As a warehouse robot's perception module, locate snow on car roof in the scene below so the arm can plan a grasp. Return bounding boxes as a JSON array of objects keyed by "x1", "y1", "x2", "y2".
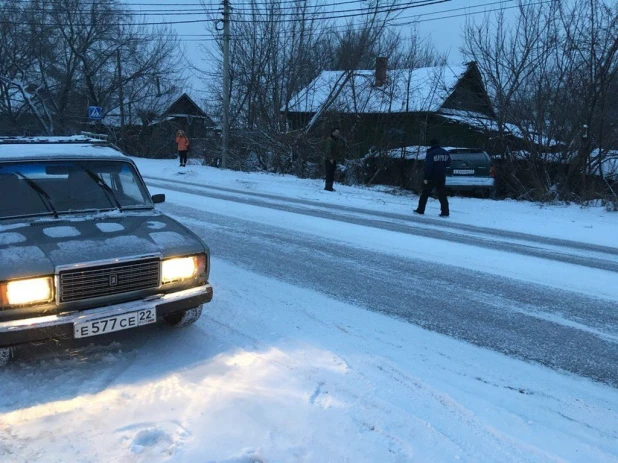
[{"x1": 0, "y1": 136, "x2": 127, "y2": 161}]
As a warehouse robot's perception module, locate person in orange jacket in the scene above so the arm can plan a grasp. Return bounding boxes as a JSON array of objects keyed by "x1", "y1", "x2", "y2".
[{"x1": 175, "y1": 130, "x2": 190, "y2": 167}]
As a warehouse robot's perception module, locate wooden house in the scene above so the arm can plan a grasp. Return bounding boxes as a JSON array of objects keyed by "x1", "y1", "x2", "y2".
[
  {"x1": 284, "y1": 60, "x2": 506, "y2": 157},
  {"x1": 144, "y1": 93, "x2": 219, "y2": 159}
]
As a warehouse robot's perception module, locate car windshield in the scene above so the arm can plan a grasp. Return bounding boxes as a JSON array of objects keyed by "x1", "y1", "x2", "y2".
[{"x1": 0, "y1": 160, "x2": 152, "y2": 220}]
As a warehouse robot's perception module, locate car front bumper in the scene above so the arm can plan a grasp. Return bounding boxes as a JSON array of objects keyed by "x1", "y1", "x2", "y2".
[{"x1": 0, "y1": 284, "x2": 213, "y2": 347}]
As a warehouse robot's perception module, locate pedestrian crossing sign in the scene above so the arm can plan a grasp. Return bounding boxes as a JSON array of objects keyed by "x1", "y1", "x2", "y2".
[{"x1": 88, "y1": 106, "x2": 102, "y2": 120}]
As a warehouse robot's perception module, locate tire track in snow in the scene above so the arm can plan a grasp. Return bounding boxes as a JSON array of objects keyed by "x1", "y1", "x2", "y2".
[
  {"x1": 146, "y1": 178, "x2": 618, "y2": 273},
  {"x1": 163, "y1": 203, "x2": 618, "y2": 387},
  {"x1": 144, "y1": 175, "x2": 618, "y2": 256}
]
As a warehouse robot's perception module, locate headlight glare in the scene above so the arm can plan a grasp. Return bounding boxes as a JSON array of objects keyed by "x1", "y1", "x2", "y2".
[
  {"x1": 161, "y1": 256, "x2": 199, "y2": 284},
  {"x1": 5, "y1": 277, "x2": 54, "y2": 305}
]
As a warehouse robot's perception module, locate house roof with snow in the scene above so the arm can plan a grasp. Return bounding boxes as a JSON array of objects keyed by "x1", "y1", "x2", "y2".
[{"x1": 285, "y1": 62, "x2": 494, "y2": 117}]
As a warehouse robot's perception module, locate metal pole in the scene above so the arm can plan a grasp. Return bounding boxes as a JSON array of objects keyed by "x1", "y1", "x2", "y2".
[
  {"x1": 221, "y1": 0, "x2": 230, "y2": 169},
  {"x1": 117, "y1": 48, "x2": 125, "y2": 128}
]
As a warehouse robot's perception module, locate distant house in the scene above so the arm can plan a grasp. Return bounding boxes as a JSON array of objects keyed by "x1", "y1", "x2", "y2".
[
  {"x1": 284, "y1": 60, "x2": 506, "y2": 157},
  {"x1": 156, "y1": 93, "x2": 216, "y2": 130},
  {"x1": 79, "y1": 92, "x2": 220, "y2": 160},
  {"x1": 144, "y1": 93, "x2": 219, "y2": 159}
]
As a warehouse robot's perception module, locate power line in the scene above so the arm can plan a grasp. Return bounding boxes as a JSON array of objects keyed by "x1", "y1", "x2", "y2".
[
  {"x1": 1, "y1": 0, "x2": 429, "y2": 14},
  {"x1": 230, "y1": 0, "x2": 451, "y2": 23},
  {"x1": 217, "y1": 0, "x2": 556, "y2": 38},
  {"x1": 161, "y1": 0, "x2": 527, "y2": 41},
  {"x1": 0, "y1": 0, "x2": 548, "y2": 41},
  {"x1": 1, "y1": 0, "x2": 529, "y2": 29},
  {"x1": 390, "y1": 0, "x2": 552, "y2": 26},
  {"x1": 167, "y1": 0, "x2": 518, "y2": 38},
  {"x1": 3, "y1": 0, "x2": 404, "y2": 7},
  {"x1": 2, "y1": 0, "x2": 371, "y2": 14},
  {"x1": 0, "y1": 0, "x2": 451, "y2": 25}
]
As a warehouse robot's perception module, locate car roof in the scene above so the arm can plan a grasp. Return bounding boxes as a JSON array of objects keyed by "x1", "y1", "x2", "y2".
[
  {"x1": 443, "y1": 147, "x2": 488, "y2": 154},
  {"x1": 0, "y1": 134, "x2": 128, "y2": 162}
]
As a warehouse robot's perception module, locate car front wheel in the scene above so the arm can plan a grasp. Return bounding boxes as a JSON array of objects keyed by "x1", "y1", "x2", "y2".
[{"x1": 163, "y1": 305, "x2": 203, "y2": 328}]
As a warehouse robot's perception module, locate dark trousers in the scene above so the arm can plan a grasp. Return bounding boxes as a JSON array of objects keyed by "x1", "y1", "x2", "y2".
[
  {"x1": 325, "y1": 160, "x2": 337, "y2": 189},
  {"x1": 178, "y1": 150, "x2": 188, "y2": 165},
  {"x1": 417, "y1": 177, "x2": 449, "y2": 215}
]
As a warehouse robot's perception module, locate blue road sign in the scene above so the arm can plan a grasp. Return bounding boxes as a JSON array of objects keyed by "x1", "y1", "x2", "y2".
[{"x1": 88, "y1": 106, "x2": 102, "y2": 120}]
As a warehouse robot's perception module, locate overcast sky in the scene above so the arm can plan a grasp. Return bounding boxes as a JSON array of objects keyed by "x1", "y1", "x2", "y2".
[{"x1": 130, "y1": 0, "x2": 518, "y2": 94}]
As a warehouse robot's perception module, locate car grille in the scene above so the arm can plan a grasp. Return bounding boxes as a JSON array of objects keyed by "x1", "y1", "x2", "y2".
[{"x1": 59, "y1": 258, "x2": 160, "y2": 303}]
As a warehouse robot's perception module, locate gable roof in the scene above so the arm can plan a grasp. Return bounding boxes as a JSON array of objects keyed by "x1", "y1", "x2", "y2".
[
  {"x1": 164, "y1": 93, "x2": 211, "y2": 119},
  {"x1": 148, "y1": 92, "x2": 217, "y2": 127},
  {"x1": 285, "y1": 63, "x2": 490, "y2": 115}
]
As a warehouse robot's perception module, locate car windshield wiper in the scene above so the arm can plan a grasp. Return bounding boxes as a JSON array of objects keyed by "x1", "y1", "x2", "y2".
[
  {"x1": 80, "y1": 167, "x2": 123, "y2": 210},
  {"x1": 14, "y1": 171, "x2": 59, "y2": 218}
]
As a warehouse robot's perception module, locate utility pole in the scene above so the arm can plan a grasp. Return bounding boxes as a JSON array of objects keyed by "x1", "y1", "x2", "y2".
[
  {"x1": 117, "y1": 48, "x2": 125, "y2": 128},
  {"x1": 221, "y1": 0, "x2": 230, "y2": 169}
]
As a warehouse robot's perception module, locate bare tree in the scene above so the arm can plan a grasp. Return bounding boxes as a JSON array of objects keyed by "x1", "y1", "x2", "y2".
[
  {"x1": 557, "y1": 0, "x2": 618, "y2": 197},
  {"x1": 200, "y1": 0, "x2": 414, "y2": 170},
  {"x1": 0, "y1": 0, "x2": 182, "y2": 137},
  {"x1": 0, "y1": 0, "x2": 57, "y2": 134},
  {"x1": 462, "y1": 1, "x2": 558, "y2": 156},
  {"x1": 462, "y1": 0, "x2": 618, "y2": 202}
]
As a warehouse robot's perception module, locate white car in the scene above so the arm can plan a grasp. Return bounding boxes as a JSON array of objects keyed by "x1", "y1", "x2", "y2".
[{"x1": 444, "y1": 148, "x2": 495, "y2": 196}]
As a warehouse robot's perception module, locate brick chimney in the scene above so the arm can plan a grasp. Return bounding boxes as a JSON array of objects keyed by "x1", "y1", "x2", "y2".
[{"x1": 374, "y1": 57, "x2": 388, "y2": 87}]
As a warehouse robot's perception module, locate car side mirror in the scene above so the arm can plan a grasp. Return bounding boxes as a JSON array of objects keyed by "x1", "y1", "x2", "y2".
[{"x1": 152, "y1": 194, "x2": 166, "y2": 204}]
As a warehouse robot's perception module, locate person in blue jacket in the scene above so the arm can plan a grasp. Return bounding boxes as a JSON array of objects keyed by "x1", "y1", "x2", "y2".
[{"x1": 414, "y1": 138, "x2": 451, "y2": 217}]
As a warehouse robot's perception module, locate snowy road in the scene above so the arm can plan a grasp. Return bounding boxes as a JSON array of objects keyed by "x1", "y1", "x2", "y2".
[
  {"x1": 150, "y1": 181, "x2": 618, "y2": 387},
  {"x1": 2, "y1": 167, "x2": 618, "y2": 462},
  {"x1": 145, "y1": 176, "x2": 618, "y2": 273}
]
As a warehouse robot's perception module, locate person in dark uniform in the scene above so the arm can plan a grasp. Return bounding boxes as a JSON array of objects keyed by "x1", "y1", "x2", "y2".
[
  {"x1": 414, "y1": 138, "x2": 451, "y2": 217},
  {"x1": 323, "y1": 127, "x2": 346, "y2": 191}
]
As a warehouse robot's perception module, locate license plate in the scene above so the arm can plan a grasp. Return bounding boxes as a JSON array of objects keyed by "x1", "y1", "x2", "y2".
[
  {"x1": 453, "y1": 169, "x2": 475, "y2": 175},
  {"x1": 74, "y1": 308, "x2": 157, "y2": 339}
]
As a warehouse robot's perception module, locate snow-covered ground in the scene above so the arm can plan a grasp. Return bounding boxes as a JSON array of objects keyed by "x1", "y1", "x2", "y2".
[
  {"x1": 136, "y1": 158, "x2": 618, "y2": 248},
  {"x1": 1, "y1": 158, "x2": 618, "y2": 462},
  {"x1": 3, "y1": 261, "x2": 618, "y2": 462}
]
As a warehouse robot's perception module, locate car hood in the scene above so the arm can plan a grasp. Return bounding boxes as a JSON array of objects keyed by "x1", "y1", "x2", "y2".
[{"x1": 0, "y1": 211, "x2": 206, "y2": 280}]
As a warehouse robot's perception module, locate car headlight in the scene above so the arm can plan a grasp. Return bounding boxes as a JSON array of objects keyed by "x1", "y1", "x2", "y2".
[
  {"x1": 1, "y1": 276, "x2": 55, "y2": 306},
  {"x1": 161, "y1": 255, "x2": 206, "y2": 284}
]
